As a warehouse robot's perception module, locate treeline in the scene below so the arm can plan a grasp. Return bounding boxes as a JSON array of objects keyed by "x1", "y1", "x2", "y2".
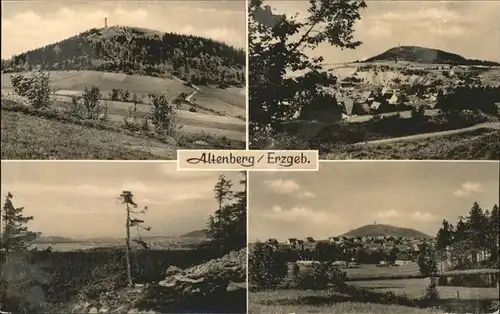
[
  {"x1": 3, "y1": 26, "x2": 245, "y2": 87},
  {"x1": 437, "y1": 86, "x2": 500, "y2": 114},
  {"x1": 436, "y1": 202, "x2": 499, "y2": 268},
  {"x1": 264, "y1": 241, "x2": 415, "y2": 265}
]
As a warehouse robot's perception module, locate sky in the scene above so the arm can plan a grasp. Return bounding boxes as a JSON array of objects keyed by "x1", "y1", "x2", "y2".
[
  {"x1": 1, "y1": 0, "x2": 246, "y2": 59},
  {"x1": 0, "y1": 162, "x2": 244, "y2": 239},
  {"x1": 249, "y1": 162, "x2": 500, "y2": 242},
  {"x1": 264, "y1": 0, "x2": 500, "y2": 63}
]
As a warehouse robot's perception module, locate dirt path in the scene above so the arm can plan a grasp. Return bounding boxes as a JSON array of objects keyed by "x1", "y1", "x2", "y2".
[{"x1": 354, "y1": 122, "x2": 500, "y2": 146}]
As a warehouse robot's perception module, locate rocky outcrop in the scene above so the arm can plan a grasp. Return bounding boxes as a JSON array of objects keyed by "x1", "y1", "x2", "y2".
[
  {"x1": 158, "y1": 248, "x2": 247, "y2": 297},
  {"x1": 70, "y1": 248, "x2": 247, "y2": 313}
]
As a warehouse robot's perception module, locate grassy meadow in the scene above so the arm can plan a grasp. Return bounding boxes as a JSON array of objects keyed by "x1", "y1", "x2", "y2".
[{"x1": 1, "y1": 70, "x2": 246, "y2": 159}]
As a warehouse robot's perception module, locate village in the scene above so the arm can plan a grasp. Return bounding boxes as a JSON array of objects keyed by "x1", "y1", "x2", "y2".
[
  {"x1": 316, "y1": 62, "x2": 500, "y2": 120},
  {"x1": 262, "y1": 234, "x2": 435, "y2": 267}
]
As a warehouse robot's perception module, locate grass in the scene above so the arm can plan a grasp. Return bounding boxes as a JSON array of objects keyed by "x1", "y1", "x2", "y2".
[
  {"x1": 2, "y1": 70, "x2": 246, "y2": 141},
  {"x1": 344, "y1": 263, "x2": 421, "y2": 281},
  {"x1": 248, "y1": 290, "x2": 446, "y2": 314},
  {"x1": 1, "y1": 93, "x2": 244, "y2": 159},
  {"x1": 323, "y1": 129, "x2": 500, "y2": 160},
  {"x1": 1, "y1": 109, "x2": 174, "y2": 159},
  {"x1": 350, "y1": 278, "x2": 500, "y2": 300}
]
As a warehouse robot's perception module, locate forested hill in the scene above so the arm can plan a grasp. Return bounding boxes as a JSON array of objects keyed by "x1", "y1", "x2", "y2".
[{"x1": 3, "y1": 26, "x2": 246, "y2": 86}]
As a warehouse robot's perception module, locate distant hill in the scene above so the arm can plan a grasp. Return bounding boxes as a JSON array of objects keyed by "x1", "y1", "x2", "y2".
[
  {"x1": 341, "y1": 224, "x2": 433, "y2": 239},
  {"x1": 364, "y1": 46, "x2": 500, "y2": 66},
  {"x1": 180, "y1": 230, "x2": 207, "y2": 239},
  {"x1": 34, "y1": 236, "x2": 80, "y2": 243},
  {"x1": 2, "y1": 26, "x2": 245, "y2": 86}
]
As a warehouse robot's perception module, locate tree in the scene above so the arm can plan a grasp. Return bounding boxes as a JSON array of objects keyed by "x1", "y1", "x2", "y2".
[
  {"x1": 417, "y1": 240, "x2": 438, "y2": 276},
  {"x1": 466, "y1": 202, "x2": 488, "y2": 259},
  {"x1": 0, "y1": 192, "x2": 40, "y2": 255},
  {"x1": 213, "y1": 175, "x2": 233, "y2": 211},
  {"x1": 207, "y1": 173, "x2": 246, "y2": 253},
  {"x1": 117, "y1": 191, "x2": 151, "y2": 287},
  {"x1": 488, "y1": 205, "x2": 499, "y2": 265},
  {"x1": 0, "y1": 192, "x2": 43, "y2": 314},
  {"x1": 248, "y1": 241, "x2": 288, "y2": 289},
  {"x1": 436, "y1": 219, "x2": 454, "y2": 250},
  {"x1": 249, "y1": 0, "x2": 367, "y2": 139}
]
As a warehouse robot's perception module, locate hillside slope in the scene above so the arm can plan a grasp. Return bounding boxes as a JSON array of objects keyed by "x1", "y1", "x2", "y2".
[
  {"x1": 2, "y1": 26, "x2": 245, "y2": 86},
  {"x1": 341, "y1": 224, "x2": 432, "y2": 239},
  {"x1": 180, "y1": 230, "x2": 207, "y2": 238},
  {"x1": 364, "y1": 46, "x2": 500, "y2": 66}
]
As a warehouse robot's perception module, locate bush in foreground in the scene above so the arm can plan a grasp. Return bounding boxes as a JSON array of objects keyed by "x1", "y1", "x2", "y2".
[{"x1": 10, "y1": 67, "x2": 51, "y2": 109}]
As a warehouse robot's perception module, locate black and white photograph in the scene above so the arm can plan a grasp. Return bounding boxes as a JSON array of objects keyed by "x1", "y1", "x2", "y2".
[
  {"x1": 248, "y1": 161, "x2": 500, "y2": 314},
  {"x1": 1, "y1": 1, "x2": 246, "y2": 160},
  {"x1": 249, "y1": 0, "x2": 500, "y2": 160},
  {"x1": 0, "y1": 161, "x2": 247, "y2": 313}
]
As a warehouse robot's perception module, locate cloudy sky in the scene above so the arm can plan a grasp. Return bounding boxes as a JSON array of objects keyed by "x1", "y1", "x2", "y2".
[
  {"x1": 265, "y1": 0, "x2": 500, "y2": 63},
  {"x1": 249, "y1": 162, "x2": 499, "y2": 242},
  {"x1": 1, "y1": 0, "x2": 245, "y2": 59},
  {"x1": 0, "y1": 162, "x2": 244, "y2": 239}
]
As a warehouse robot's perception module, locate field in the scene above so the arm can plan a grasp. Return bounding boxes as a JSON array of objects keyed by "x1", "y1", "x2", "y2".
[
  {"x1": 30, "y1": 237, "x2": 206, "y2": 252},
  {"x1": 1, "y1": 70, "x2": 246, "y2": 159},
  {"x1": 324, "y1": 128, "x2": 500, "y2": 160},
  {"x1": 344, "y1": 262, "x2": 421, "y2": 280},
  {"x1": 249, "y1": 290, "x2": 446, "y2": 314}
]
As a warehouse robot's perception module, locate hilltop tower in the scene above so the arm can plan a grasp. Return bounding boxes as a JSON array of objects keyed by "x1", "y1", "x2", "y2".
[{"x1": 105, "y1": 17, "x2": 108, "y2": 28}]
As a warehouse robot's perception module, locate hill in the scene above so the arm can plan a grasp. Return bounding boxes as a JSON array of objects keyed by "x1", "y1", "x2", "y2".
[
  {"x1": 364, "y1": 45, "x2": 500, "y2": 66},
  {"x1": 180, "y1": 230, "x2": 207, "y2": 238},
  {"x1": 34, "y1": 236, "x2": 80, "y2": 243},
  {"x1": 2, "y1": 26, "x2": 245, "y2": 86},
  {"x1": 341, "y1": 224, "x2": 432, "y2": 239}
]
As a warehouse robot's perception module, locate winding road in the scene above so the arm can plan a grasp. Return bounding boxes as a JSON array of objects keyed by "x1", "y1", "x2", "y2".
[{"x1": 353, "y1": 122, "x2": 500, "y2": 146}]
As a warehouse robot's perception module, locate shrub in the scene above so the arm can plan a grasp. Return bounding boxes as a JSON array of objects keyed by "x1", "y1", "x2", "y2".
[
  {"x1": 248, "y1": 242, "x2": 288, "y2": 290},
  {"x1": 69, "y1": 86, "x2": 107, "y2": 120},
  {"x1": 288, "y1": 262, "x2": 348, "y2": 291},
  {"x1": 124, "y1": 103, "x2": 142, "y2": 131},
  {"x1": 120, "y1": 89, "x2": 130, "y2": 102},
  {"x1": 10, "y1": 67, "x2": 51, "y2": 109},
  {"x1": 149, "y1": 93, "x2": 177, "y2": 137},
  {"x1": 109, "y1": 88, "x2": 120, "y2": 101}
]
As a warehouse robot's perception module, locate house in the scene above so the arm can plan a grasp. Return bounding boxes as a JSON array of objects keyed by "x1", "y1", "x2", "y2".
[
  {"x1": 353, "y1": 102, "x2": 371, "y2": 115},
  {"x1": 342, "y1": 98, "x2": 355, "y2": 115},
  {"x1": 267, "y1": 238, "x2": 279, "y2": 247},
  {"x1": 287, "y1": 238, "x2": 298, "y2": 246},
  {"x1": 388, "y1": 93, "x2": 405, "y2": 105},
  {"x1": 370, "y1": 101, "x2": 383, "y2": 112},
  {"x1": 332, "y1": 260, "x2": 348, "y2": 267},
  {"x1": 381, "y1": 86, "x2": 394, "y2": 97},
  {"x1": 329, "y1": 237, "x2": 340, "y2": 243},
  {"x1": 360, "y1": 91, "x2": 375, "y2": 104},
  {"x1": 304, "y1": 237, "x2": 316, "y2": 251},
  {"x1": 296, "y1": 239, "x2": 305, "y2": 250},
  {"x1": 395, "y1": 260, "x2": 411, "y2": 266}
]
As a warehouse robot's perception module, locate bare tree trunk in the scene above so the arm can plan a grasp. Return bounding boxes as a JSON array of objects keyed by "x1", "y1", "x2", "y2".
[{"x1": 125, "y1": 204, "x2": 133, "y2": 287}]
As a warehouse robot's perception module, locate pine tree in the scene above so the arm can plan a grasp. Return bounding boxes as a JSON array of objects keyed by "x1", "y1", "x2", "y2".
[
  {"x1": 118, "y1": 191, "x2": 151, "y2": 287},
  {"x1": 0, "y1": 192, "x2": 39, "y2": 255},
  {"x1": 207, "y1": 173, "x2": 246, "y2": 253},
  {"x1": 488, "y1": 204, "x2": 499, "y2": 265}
]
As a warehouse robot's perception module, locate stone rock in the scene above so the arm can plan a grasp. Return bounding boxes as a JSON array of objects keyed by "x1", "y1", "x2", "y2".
[
  {"x1": 158, "y1": 248, "x2": 246, "y2": 298},
  {"x1": 192, "y1": 140, "x2": 210, "y2": 146},
  {"x1": 88, "y1": 307, "x2": 99, "y2": 314},
  {"x1": 127, "y1": 308, "x2": 139, "y2": 314},
  {"x1": 165, "y1": 265, "x2": 183, "y2": 276},
  {"x1": 99, "y1": 306, "x2": 110, "y2": 313}
]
